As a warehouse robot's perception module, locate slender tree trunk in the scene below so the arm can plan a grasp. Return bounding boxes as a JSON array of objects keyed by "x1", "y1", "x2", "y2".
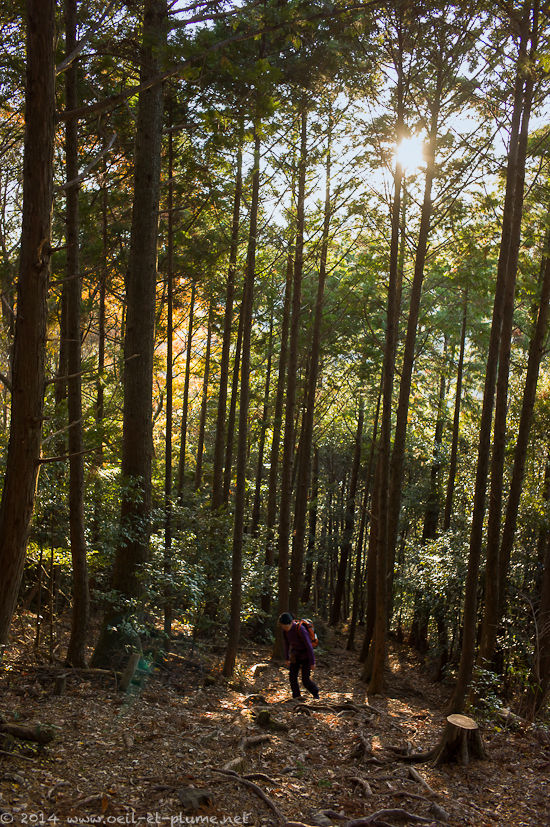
[
  {"x1": 479, "y1": 41, "x2": 537, "y2": 665},
  {"x1": 223, "y1": 299, "x2": 243, "y2": 503},
  {"x1": 92, "y1": 153, "x2": 108, "y2": 547},
  {"x1": 223, "y1": 129, "x2": 261, "y2": 676},
  {"x1": 194, "y1": 302, "x2": 212, "y2": 491},
  {"x1": 212, "y1": 139, "x2": 243, "y2": 510},
  {"x1": 449, "y1": 11, "x2": 535, "y2": 710},
  {"x1": 523, "y1": 530, "x2": 550, "y2": 718},
  {"x1": 250, "y1": 312, "x2": 273, "y2": 536},
  {"x1": 348, "y1": 385, "x2": 381, "y2": 650},
  {"x1": 289, "y1": 111, "x2": 332, "y2": 614},
  {"x1": 261, "y1": 251, "x2": 293, "y2": 613},
  {"x1": 92, "y1": 0, "x2": 166, "y2": 668},
  {"x1": 421, "y1": 336, "x2": 448, "y2": 542},
  {"x1": 387, "y1": 96, "x2": 440, "y2": 585},
  {"x1": 274, "y1": 107, "x2": 308, "y2": 655},
  {"x1": 302, "y1": 445, "x2": 319, "y2": 605},
  {"x1": 65, "y1": 0, "x2": 89, "y2": 667},
  {"x1": 495, "y1": 233, "x2": 550, "y2": 630},
  {"x1": 164, "y1": 101, "x2": 175, "y2": 636},
  {"x1": 0, "y1": 0, "x2": 55, "y2": 646},
  {"x1": 331, "y1": 403, "x2": 364, "y2": 625},
  {"x1": 177, "y1": 279, "x2": 196, "y2": 500},
  {"x1": 443, "y1": 290, "x2": 468, "y2": 531},
  {"x1": 365, "y1": 136, "x2": 404, "y2": 690}
]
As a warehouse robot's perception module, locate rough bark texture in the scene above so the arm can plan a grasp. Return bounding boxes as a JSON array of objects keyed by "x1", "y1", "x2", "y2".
[{"x1": 0, "y1": 0, "x2": 55, "y2": 646}]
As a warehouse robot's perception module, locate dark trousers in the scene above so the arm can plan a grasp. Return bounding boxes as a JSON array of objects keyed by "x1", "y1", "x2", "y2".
[{"x1": 289, "y1": 658, "x2": 319, "y2": 698}]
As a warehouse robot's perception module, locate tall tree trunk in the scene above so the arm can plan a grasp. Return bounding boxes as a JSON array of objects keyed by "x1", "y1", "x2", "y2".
[
  {"x1": 495, "y1": 232, "x2": 550, "y2": 633},
  {"x1": 223, "y1": 129, "x2": 261, "y2": 676},
  {"x1": 364, "y1": 113, "x2": 404, "y2": 689},
  {"x1": 261, "y1": 250, "x2": 293, "y2": 613},
  {"x1": 65, "y1": 0, "x2": 89, "y2": 667},
  {"x1": 0, "y1": 0, "x2": 55, "y2": 646},
  {"x1": 479, "y1": 36, "x2": 537, "y2": 665},
  {"x1": 331, "y1": 403, "x2": 364, "y2": 625},
  {"x1": 164, "y1": 99, "x2": 175, "y2": 636},
  {"x1": 275, "y1": 107, "x2": 307, "y2": 658},
  {"x1": 176, "y1": 279, "x2": 196, "y2": 500},
  {"x1": 449, "y1": 9, "x2": 536, "y2": 711},
  {"x1": 386, "y1": 93, "x2": 440, "y2": 589},
  {"x1": 250, "y1": 312, "x2": 273, "y2": 536},
  {"x1": 92, "y1": 0, "x2": 166, "y2": 668},
  {"x1": 194, "y1": 302, "x2": 212, "y2": 491},
  {"x1": 223, "y1": 298, "x2": 243, "y2": 503},
  {"x1": 443, "y1": 290, "x2": 468, "y2": 531},
  {"x1": 212, "y1": 139, "x2": 243, "y2": 510},
  {"x1": 289, "y1": 110, "x2": 332, "y2": 614}
]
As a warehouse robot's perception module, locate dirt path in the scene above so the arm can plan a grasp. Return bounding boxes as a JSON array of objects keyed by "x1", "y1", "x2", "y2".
[{"x1": 1, "y1": 621, "x2": 549, "y2": 826}]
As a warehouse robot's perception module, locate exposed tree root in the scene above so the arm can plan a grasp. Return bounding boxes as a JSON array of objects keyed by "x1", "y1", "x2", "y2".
[{"x1": 213, "y1": 767, "x2": 286, "y2": 824}]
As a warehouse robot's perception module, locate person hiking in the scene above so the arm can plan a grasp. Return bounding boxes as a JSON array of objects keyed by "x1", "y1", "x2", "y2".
[{"x1": 278, "y1": 612, "x2": 319, "y2": 700}]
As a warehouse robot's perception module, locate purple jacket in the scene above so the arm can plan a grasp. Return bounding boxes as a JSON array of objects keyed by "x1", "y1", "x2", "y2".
[{"x1": 283, "y1": 621, "x2": 315, "y2": 666}]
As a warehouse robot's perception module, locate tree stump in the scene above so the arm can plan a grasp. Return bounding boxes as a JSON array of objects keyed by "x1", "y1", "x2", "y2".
[{"x1": 432, "y1": 714, "x2": 487, "y2": 766}]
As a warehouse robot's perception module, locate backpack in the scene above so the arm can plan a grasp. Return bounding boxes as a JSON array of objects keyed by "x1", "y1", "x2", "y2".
[{"x1": 298, "y1": 618, "x2": 319, "y2": 649}]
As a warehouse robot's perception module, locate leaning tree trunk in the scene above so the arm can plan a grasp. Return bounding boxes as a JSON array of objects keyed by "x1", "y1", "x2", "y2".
[
  {"x1": 92, "y1": 0, "x2": 166, "y2": 669},
  {"x1": 223, "y1": 128, "x2": 261, "y2": 677},
  {"x1": 0, "y1": 0, "x2": 55, "y2": 646},
  {"x1": 64, "y1": 0, "x2": 90, "y2": 667}
]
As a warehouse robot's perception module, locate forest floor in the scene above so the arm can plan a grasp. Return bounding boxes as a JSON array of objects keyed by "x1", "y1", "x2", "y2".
[{"x1": 1, "y1": 616, "x2": 549, "y2": 827}]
